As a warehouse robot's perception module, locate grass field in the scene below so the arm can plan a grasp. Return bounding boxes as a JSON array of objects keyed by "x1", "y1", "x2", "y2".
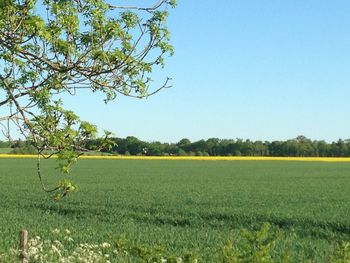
[{"x1": 1, "y1": 158, "x2": 350, "y2": 262}]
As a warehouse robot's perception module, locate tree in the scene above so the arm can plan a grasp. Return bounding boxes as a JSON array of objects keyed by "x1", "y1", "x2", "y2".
[
  {"x1": 206, "y1": 138, "x2": 220, "y2": 156},
  {"x1": 177, "y1": 138, "x2": 191, "y2": 152},
  {"x1": 0, "y1": 0, "x2": 176, "y2": 199},
  {"x1": 0, "y1": 140, "x2": 10, "y2": 148},
  {"x1": 125, "y1": 136, "x2": 144, "y2": 155},
  {"x1": 146, "y1": 141, "x2": 163, "y2": 156},
  {"x1": 316, "y1": 140, "x2": 330, "y2": 157}
]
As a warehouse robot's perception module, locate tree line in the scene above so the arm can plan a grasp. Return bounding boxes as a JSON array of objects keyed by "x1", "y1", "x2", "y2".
[{"x1": 2, "y1": 135, "x2": 350, "y2": 157}]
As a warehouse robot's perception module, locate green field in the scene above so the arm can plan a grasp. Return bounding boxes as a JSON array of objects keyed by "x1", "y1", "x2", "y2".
[{"x1": 1, "y1": 159, "x2": 350, "y2": 262}]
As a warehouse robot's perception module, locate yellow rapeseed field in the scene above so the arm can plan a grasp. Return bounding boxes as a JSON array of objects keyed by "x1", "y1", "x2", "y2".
[{"x1": 0, "y1": 154, "x2": 350, "y2": 162}]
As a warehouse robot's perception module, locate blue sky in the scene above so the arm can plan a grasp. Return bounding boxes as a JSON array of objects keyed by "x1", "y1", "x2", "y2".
[{"x1": 63, "y1": 1, "x2": 350, "y2": 143}]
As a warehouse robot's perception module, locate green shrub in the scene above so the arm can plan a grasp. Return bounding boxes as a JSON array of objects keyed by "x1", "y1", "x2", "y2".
[
  {"x1": 219, "y1": 223, "x2": 279, "y2": 263},
  {"x1": 332, "y1": 242, "x2": 350, "y2": 263}
]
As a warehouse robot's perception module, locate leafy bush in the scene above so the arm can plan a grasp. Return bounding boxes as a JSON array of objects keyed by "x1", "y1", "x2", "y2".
[
  {"x1": 332, "y1": 242, "x2": 350, "y2": 263},
  {"x1": 219, "y1": 223, "x2": 279, "y2": 263},
  {"x1": 0, "y1": 140, "x2": 10, "y2": 148}
]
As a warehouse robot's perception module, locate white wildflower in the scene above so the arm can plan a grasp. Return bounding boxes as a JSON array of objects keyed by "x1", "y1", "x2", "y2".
[
  {"x1": 53, "y1": 240, "x2": 63, "y2": 248},
  {"x1": 28, "y1": 246, "x2": 38, "y2": 255},
  {"x1": 64, "y1": 236, "x2": 74, "y2": 242},
  {"x1": 101, "y1": 242, "x2": 111, "y2": 248},
  {"x1": 52, "y1": 229, "x2": 60, "y2": 234},
  {"x1": 28, "y1": 238, "x2": 39, "y2": 247}
]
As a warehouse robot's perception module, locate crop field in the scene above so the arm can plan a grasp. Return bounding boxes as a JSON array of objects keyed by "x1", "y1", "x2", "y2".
[{"x1": 1, "y1": 158, "x2": 350, "y2": 262}]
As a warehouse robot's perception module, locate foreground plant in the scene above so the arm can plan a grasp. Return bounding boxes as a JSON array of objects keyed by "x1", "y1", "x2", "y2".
[
  {"x1": 219, "y1": 223, "x2": 279, "y2": 263},
  {"x1": 2, "y1": 224, "x2": 350, "y2": 262},
  {"x1": 0, "y1": 228, "x2": 198, "y2": 263},
  {"x1": 0, "y1": 0, "x2": 176, "y2": 199}
]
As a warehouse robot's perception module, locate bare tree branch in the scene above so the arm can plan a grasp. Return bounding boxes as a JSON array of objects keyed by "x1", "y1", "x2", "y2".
[{"x1": 108, "y1": 0, "x2": 168, "y2": 11}]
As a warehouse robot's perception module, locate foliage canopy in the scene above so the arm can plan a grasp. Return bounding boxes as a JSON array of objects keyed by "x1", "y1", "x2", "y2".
[{"x1": 0, "y1": 0, "x2": 175, "y2": 199}]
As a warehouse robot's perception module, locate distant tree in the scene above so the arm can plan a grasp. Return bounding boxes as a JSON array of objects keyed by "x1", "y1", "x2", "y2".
[
  {"x1": 146, "y1": 141, "x2": 163, "y2": 156},
  {"x1": 268, "y1": 141, "x2": 283, "y2": 156},
  {"x1": 190, "y1": 139, "x2": 207, "y2": 154},
  {"x1": 315, "y1": 140, "x2": 329, "y2": 157},
  {"x1": 294, "y1": 136, "x2": 314, "y2": 157},
  {"x1": 187, "y1": 151, "x2": 196, "y2": 156},
  {"x1": 0, "y1": 140, "x2": 10, "y2": 148},
  {"x1": 177, "y1": 138, "x2": 191, "y2": 152},
  {"x1": 177, "y1": 138, "x2": 191, "y2": 146},
  {"x1": 240, "y1": 139, "x2": 255, "y2": 156},
  {"x1": 206, "y1": 138, "x2": 220, "y2": 156},
  {"x1": 331, "y1": 139, "x2": 348, "y2": 157},
  {"x1": 11, "y1": 144, "x2": 36, "y2": 154},
  {"x1": 167, "y1": 144, "x2": 179, "y2": 155},
  {"x1": 252, "y1": 141, "x2": 268, "y2": 156},
  {"x1": 125, "y1": 136, "x2": 144, "y2": 155},
  {"x1": 6, "y1": 135, "x2": 350, "y2": 158},
  {"x1": 345, "y1": 140, "x2": 350, "y2": 156},
  {"x1": 111, "y1": 137, "x2": 127, "y2": 154},
  {"x1": 177, "y1": 149, "x2": 187, "y2": 156},
  {"x1": 0, "y1": 0, "x2": 176, "y2": 199}
]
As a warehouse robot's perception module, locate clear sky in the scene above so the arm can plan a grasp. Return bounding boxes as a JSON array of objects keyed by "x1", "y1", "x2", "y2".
[{"x1": 63, "y1": 1, "x2": 350, "y2": 143}]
